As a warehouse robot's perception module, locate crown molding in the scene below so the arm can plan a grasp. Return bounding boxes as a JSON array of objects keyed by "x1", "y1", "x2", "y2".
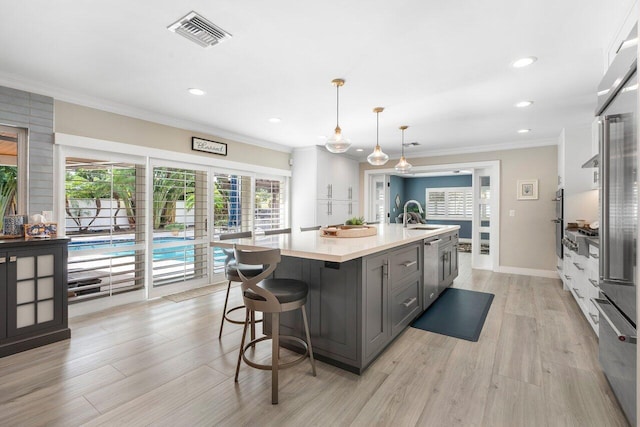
[
  {"x1": 0, "y1": 72, "x2": 292, "y2": 154},
  {"x1": 375, "y1": 137, "x2": 559, "y2": 162}
]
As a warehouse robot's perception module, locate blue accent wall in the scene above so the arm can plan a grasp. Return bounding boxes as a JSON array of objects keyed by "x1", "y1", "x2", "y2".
[{"x1": 390, "y1": 174, "x2": 473, "y2": 236}]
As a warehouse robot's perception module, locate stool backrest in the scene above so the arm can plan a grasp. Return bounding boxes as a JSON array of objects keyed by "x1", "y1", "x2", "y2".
[
  {"x1": 264, "y1": 228, "x2": 292, "y2": 235},
  {"x1": 219, "y1": 231, "x2": 253, "y2": 265},
  {"x1": 234, "y1": 245, "x2": 281, "y2": 306}
]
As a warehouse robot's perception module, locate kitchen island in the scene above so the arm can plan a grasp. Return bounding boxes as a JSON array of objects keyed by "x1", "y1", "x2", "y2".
[{"x1": 213, "y1": 224, "x2": 460, "y2": 373}]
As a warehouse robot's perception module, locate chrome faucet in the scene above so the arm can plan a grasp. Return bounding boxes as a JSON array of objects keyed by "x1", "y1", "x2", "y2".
[{"x1": 403, "y1": 200, "x2": 424, "y2": 228}]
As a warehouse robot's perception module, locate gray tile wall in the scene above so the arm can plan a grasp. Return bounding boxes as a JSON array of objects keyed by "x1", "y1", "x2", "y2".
[{"x1": 0, "y1": 86, "x2": 54, "y2": 214}]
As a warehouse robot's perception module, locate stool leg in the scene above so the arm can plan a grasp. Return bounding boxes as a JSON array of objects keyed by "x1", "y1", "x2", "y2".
[
  {"x1": 301, "y1": 305, "x2": 316, "y2": 376},
  {"x1": 250, "y1": 309, "x2": 256, "y2": 343},
  {"x1": 272, "y1": 312, "x2": 279, "y2": 404},
  {"x1": 234, "y1": 309, "x2": 250, "y2": 383},
  {"x1": 219, "y1": 280, "x2": 232, "y2": 339}
]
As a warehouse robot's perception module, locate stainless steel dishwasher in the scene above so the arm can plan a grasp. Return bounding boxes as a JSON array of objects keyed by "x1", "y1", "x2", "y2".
[{"x1": 423, "y1": 235, "x2": 442, "y2": 309}]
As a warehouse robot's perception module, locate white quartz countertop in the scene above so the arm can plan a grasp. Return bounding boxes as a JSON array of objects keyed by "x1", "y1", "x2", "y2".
[{"x1": 212, "y1": 224, "x2": 460, "y2": 262}]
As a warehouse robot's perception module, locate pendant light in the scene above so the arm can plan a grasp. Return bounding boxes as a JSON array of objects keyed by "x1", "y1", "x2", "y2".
[
  {"x1": 325, "y1": 78, "x2": 351, "y2": 153},
  {"x1": 367, "y1": 107, "x2": 389, "y2": 165},
  {"x1": 394, "y1": 125, "x2": 413, "y2": 173}
]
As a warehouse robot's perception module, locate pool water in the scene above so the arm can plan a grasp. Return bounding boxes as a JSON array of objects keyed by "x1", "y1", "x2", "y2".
[{"x1": 69, "y1": 237, "x2": 226, "y2": 263}]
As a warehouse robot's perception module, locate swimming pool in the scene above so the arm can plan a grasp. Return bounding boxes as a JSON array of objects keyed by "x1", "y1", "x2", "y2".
[{"x1": 69, "y1": 237, "x2": 227, "y2": 263}]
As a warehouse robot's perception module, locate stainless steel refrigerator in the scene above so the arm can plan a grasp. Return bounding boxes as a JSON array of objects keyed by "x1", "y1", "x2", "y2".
[{"x1": 592, "y1": 24, "x2": 637, "y2": 427}]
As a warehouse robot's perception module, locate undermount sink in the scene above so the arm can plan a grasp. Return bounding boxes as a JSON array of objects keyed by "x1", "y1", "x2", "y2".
[{"x1": 409, "y1": 225, "x2": 443, "y2": 230}]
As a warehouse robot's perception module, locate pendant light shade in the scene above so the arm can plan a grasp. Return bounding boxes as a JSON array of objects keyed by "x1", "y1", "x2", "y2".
[
  {"x1": 325, "y1": 78, "x2": 351, "y2": 153},
  {"x1": 367, "y1": 107, "x2": 389, "y2": 166},
  {"x1": 394, "y1": 125, "x2": 413, "y2": 173}
]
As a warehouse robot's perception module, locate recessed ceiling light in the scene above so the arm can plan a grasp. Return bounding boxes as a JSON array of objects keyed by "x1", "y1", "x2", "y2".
[
  {"x1": 517, "y1": 129, "x2": 531, "y2": 134},
  {"x1": 356, "y1": 148, "x2": 364, "y2": 152},
  {"x1": 512, "y1": 56, "x2": 537, "y2": 68},
  {"x1": 268, "y1": 117, "x2": 281, "y2": 123},
  {"x1": 515, "y1": 101, "x2": 533, "y2": 108},
  {"x1": 188, "y1": 88, "x2": 206, "y2": 96}
]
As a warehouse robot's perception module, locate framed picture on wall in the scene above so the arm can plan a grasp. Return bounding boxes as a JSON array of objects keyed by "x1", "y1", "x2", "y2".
[{"x1": 517, "y1": 179, "x2": 538, "y2": 200}]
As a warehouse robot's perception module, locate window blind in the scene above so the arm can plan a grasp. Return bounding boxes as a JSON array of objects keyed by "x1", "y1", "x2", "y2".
[
  {"x1": 255, "y1": 177, "x2": 287, "y2": 231},
  {"x1": 213, "y1": 173, "x2": 253, "y2": 236},
  {"x1": 426, "y1": 187, "x2": 473, "y2": 220},
  {"x1": 65, "y1": 158, "x2": 146, "y2": 301}
]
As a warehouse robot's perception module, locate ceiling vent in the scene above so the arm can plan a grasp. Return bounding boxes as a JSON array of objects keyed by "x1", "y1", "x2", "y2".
[{"x1": 167, "y1": 11, "x2": 232, "y2": 48}]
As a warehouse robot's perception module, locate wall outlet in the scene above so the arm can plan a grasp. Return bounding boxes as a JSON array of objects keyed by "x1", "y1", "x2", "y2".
[{"x1": 509, "y1": 209, "x2": 515, "y2": 217}]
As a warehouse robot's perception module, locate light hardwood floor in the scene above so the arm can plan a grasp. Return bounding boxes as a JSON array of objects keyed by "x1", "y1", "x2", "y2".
[{"x1": 0, "y1": 253, "x2": 630, "y2": 426}]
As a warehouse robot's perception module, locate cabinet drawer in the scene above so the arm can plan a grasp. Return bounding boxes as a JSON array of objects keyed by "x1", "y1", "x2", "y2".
[
  {"x1": 389, "y1": 244, "x2": 420, "y2": 288},
  {"x1": 391, "y1": 278, "x2": 421, "y2": 336}
]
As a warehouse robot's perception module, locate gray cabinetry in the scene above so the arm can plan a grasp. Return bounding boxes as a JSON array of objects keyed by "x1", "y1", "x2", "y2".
[
  {"x1": 0, "y1": 255, "x2": 5, "y2": 340},
  {"x1": 390, "y1": 277, "x2": 421, "y2": 337},
  {"x1": 270, "y1": 240, "x2": 423, "y2": 373},
  {"x1": 273, "y1": 256, "x2": 359, "y2": 367},
  {"x1": 438, "y1": 231, "x2": 459, "y2": 292},
  {"x1": 0, "y1": 238, "x2": 70, "y2": 357},
  {"x1": 362, "y1": 241, "x2": 422, "y2": 368},
  {"x1": 363, "y1": 253, "x2": 389, "y2": 361}
]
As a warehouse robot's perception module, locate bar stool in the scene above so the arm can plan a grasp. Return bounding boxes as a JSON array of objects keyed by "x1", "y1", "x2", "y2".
[
  {"x1": 218, "y1": 232, "x2": 263, "y2": 339},
  {"x1": 233, "y1": 245, "x2": 316, "y2": 404}
]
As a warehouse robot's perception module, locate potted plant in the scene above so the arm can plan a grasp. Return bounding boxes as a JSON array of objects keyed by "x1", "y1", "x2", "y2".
[
  {"x1": 165, "y1": 222, "x2": 185, "y2": 235},
  {"x1": 344, "y1": 216, "x2": 365, "y2": 228}
]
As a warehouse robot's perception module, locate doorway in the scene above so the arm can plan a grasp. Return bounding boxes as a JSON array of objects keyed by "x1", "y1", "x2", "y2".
[{"x1": 364, "y1": 161, "x2": 499, "y2": 271}]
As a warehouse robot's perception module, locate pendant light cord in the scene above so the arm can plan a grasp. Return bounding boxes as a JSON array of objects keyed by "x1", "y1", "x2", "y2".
[
  {"x1": 376, "y1": 111, "x2": 379, "y2": 147},
  {"x1": 336, "y1": 84, "x2": 340, "y2": 129},
  {"x1": 401, "y1": 128, "x2": 405, "y2": 157}
]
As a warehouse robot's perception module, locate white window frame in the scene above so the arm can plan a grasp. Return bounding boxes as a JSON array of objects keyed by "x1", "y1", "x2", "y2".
[
  {"x1": 426, "y1": 186, "x2": 473, "y2": 220},
  {"x1": 54, "y1": 133, "x2": 291, "y2": 311}
]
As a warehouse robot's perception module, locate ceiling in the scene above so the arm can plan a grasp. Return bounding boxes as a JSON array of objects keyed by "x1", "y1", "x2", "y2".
[{"x1": 0, "y1": 0, "x2": 614, "y2": 159}]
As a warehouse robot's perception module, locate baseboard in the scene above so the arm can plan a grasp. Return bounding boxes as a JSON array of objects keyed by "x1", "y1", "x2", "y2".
[{"x1": 495, "y1": 265, "x2": 560, "y2": 279}]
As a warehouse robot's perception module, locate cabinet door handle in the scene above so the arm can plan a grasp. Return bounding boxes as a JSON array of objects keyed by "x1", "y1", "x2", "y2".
[
  {"x1": 425, "y1": 239, "x2": 442, "y2": 246},
  {"x1": 589, "y1": 313, "x2": 599, "y2": 325},
  {"x1": 0, "y1": 257, "x2": 5, "y2": 263},
  {"x1": 590, "y1": 253, "x2": 599, "y2": 259},
  {"x1": 588, "y1": 278, "x2": 599, "y2": 288},
  {"x1": 327, "y1": 184, "x2": 331, "y2": 199},
  {"x1": 572, "y1": 288, "x2": 584, "y2": 299},
  {"x1": 402, "y1": 297, "x2": 417, "y2": 308},
  {"x1": 9, "y1": 256, "x2": 16, "y2": 262},
  {"x1": 564, "y1": 274, "x2": 572, "y2": 280},
  {"x1": 327, "y1": 201, "x2": 330, "y2": 215},
  {"x1": 573, "y1": 262, "x2": 584, "y2": 271},
  {"x1": 402, "y1": 260, "x2": 417, "y2": 268},
  {"x1": 382, "y1": 260, "x2": 388, "y2": 277},
  {"x1": 329, "y1": 184, "x2": 332, "y2": 198}
]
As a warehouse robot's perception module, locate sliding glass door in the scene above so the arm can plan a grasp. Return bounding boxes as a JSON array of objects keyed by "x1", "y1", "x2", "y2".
[
  {"x1": 65, "y1": 156, "x2": 146, "y2": 302},
  {"x1": 148, "y1": 161, "x2": 209, "y2": 298}
]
